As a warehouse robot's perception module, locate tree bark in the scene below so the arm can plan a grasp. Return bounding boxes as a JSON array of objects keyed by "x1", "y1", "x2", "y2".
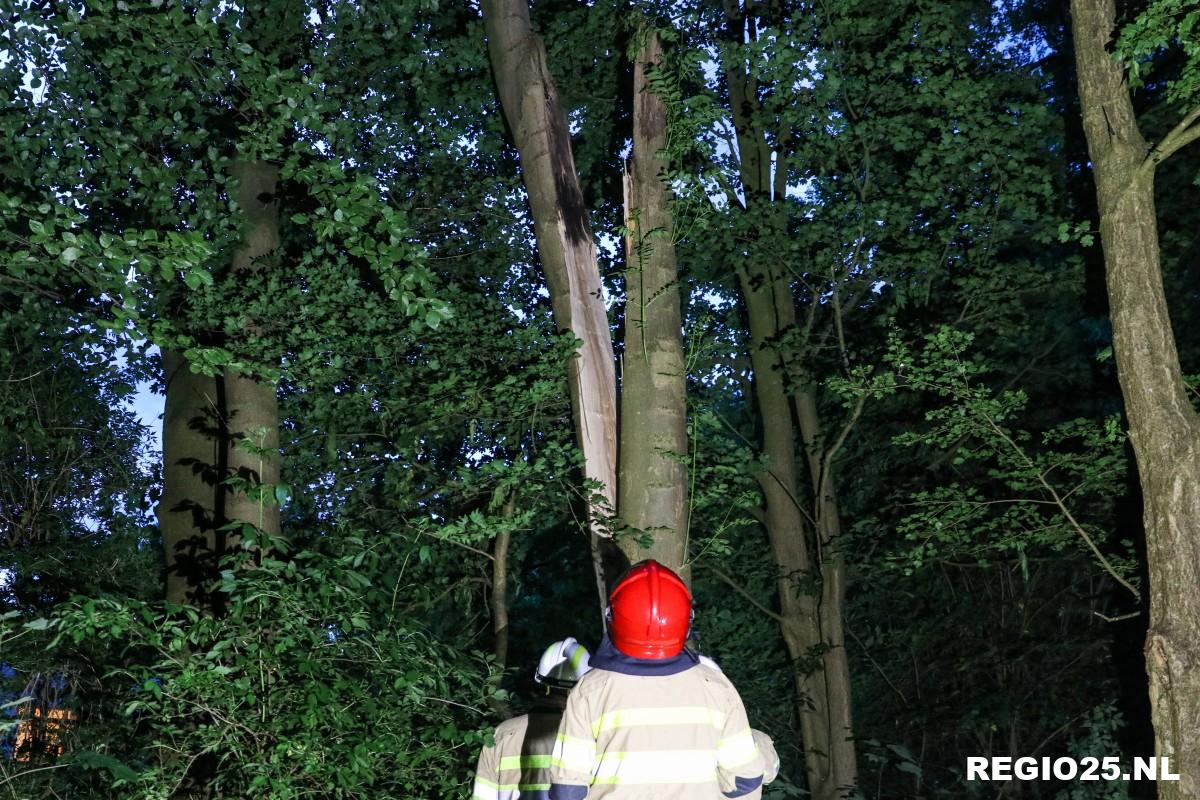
[
  {"x1": 159, "y1": 162, "x2": 281, "y2": 608},
  {"x1": 160, "y1": 350, "x2": 221, "y2": 607},
  {"x1": 222, "y1": 161, "x2": 282, "y2": 555},
  {"x1": 794, "y1": 390, "x2": 857, "y2": 798},
  {"x1": 720, "y1": 2, "x2": 859, "y2": 796},
  {"x1": 1071, "y1": 1, "x2": 1200, "y2": 794},
  {"x1": 618, "y1": 30, "x2": 690, "y2": 580},
  {"x1": 482, "y1": 0, "x2": 624, "y2": 608}
]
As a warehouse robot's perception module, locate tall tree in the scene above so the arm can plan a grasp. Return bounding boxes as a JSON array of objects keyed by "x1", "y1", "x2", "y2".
[
  {"x1": 619, "y1": 28, "x2": 690, "y2": 576},
  {"x1": 481, "y1": 0, "x2": 624, "y2": 605},
  {"x1": 160, "y1": 163, "x2": 282, "y2": 608},
  {"x1": 708, "y1": 2, "x2": 859, "y2": 794},
  {"x1": 1071, "y1": 0, "x2": 1200, "y2": 794}
]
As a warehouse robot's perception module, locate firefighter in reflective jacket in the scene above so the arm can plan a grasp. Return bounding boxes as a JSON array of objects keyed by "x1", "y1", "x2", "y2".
[
  {"x1": 548, "y1": 561, "x2": 766, "y2": 799},
  {"x1": 474, "y1": 638, "x2": 592, "y2": 800},
  {"x1": 699, "y1": 655, "x2": 782, "y2": 788}
]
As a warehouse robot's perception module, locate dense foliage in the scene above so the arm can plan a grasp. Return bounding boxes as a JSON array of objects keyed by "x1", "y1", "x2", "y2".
[{"x1": 3, "y1": 0, "x2": 1198, "y2": 798}]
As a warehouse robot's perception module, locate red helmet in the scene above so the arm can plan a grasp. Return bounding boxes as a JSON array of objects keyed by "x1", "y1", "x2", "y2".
[{"x1": 608, "y1": 560, "x2": 692, "y2": 659}]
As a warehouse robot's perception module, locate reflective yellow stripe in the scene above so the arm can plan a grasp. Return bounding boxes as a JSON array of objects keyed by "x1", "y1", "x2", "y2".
[
  {"x1": 498, "y1": 754, "x2": 553, "y2": 771},
  {"x1": 591, "y1": 749, "x2": 720, "y2": 784},
  {"x1": 472, "y1": 777, "x2": 500, "y2": 800},
  {"x1": 552, "y1": 733, "x2": 596, "y2": 773},
  {"x1": 569, "y1": 642, "x2": 586, "y2": 672},
  {"x1": 473, "y1": 776, "x2": 550, "y2": 796},
  {"x1": 589, "y1": 706, "x2": 727, "y2": 737},
  {"x1": 717, "y1": 728, "x2": 759, "y2": 768}
]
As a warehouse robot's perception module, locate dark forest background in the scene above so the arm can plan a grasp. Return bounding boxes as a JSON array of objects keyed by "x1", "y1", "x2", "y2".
[{"x1": 2, "y1": 0, "x2": 1199, "y2": 798}]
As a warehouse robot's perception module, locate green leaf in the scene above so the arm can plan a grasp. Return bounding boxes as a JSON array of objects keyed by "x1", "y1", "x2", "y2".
[{"x1": 71, "y1": 751, "x2": 139, "y2": 783}]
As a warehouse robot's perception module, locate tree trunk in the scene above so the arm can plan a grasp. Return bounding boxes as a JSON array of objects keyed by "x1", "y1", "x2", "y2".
[
  {"x1": 619, "y1": 30, "x2": 690, "y2": 579},
  {"x1": 493, "y1": 494, "x2": 515, "y2": 670},
  {"x1": 222, "y1": 161, "x2": 282, "y2": 556},
  {"x1": 737, "y1": 265, "x2": 856, "y2": 800},
  {"x1": 485, "y1": 497, "x2": 518, "y2": 719},
  {"x1": 1071, "y1": 1, "x2": 1200, "y2": 794},
  {"x1": 159, "y1": 162, "x2": 281, "y2": 608},
  {"x1": 721, "y1": 1, "x2": 859, "y2": 795},
  {"x1": 794, "y1": 390, "x2": 857, "y2": 798},
  {"x1": 160, "y1": 350, "x2": 221, "y2": 607},
  {"x1": 481, "y1": 0, "x2": 624, "y2": 608}
]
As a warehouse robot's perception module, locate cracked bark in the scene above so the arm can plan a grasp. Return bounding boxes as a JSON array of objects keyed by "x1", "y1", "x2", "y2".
[
  {"x1": 482, "y1": 0, "x2": 624, "y2": 611},
  {"x1": 1071, "y1": 1, "x2": 1200, "y2": 795}
]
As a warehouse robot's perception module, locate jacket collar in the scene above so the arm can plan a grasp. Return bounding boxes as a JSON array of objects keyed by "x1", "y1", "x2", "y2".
[{"x1": 590, "y1": 635, "x2": 699, "y2": 676}]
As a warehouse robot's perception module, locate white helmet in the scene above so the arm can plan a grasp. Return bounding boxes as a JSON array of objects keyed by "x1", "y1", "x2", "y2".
[{"x1": 534, "y1": 637, "x2": 591, "y2": 690}]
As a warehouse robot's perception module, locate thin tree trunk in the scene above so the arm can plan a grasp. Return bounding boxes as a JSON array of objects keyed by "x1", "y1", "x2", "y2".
[
  {"x1": 482, "y1": 0, "x2": 624, "y2": 609},
  {"x1": 493, "y1": 495, "x2": 515, "y2": 670},
  {"x1": 619, "y1": 29, "x2": 690, "y2": 580},
  {"x1": 486, "y1": 496, "x2": 516, "y2": 719},
  {"x1": 795, "y1": 390, "x2": 857, "y2": 796},
  {"x1": 721, "y1": 1, "x2": 859, "y2": 794},
  {"x1": 738, "y1": 266, "x2": 854, "y2": 800},
  {"x1": 1071, "y1": 1, "x2": 1200, "y2": 794}
]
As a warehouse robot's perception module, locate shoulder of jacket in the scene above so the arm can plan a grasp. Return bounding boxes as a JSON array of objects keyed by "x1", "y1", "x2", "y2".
[
  {"x1": 494, "y1": 714, "x2": 528, "y2": 740},
  {"x1": 566, "y1": 668, "x2": 607, "y2": 703},
  {"x1": 695, "y1": 662, "x2": 735, "y2": 688}
]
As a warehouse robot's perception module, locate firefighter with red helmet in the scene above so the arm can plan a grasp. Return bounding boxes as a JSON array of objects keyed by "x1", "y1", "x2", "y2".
[{"x1": 548, "y1": 560, "x2": 766, "y2": 799}]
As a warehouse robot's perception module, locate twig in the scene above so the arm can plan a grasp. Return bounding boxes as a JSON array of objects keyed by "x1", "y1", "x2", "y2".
[
  {"x1": 981, "y1": 415, "x2": 1141, "y2": 602},
  {"x1": 845, "y1": 622, "x2": 908, "y2": 705},
  {"x1": 699, "y1": 563, "x2": 786, "y2": 624}
]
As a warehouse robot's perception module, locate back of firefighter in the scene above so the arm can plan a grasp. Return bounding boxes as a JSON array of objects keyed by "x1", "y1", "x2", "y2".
[
  {"x1": 474, "y1": 637, "x2": 591, "y2": 800},
  {"x1": 548, "y1": 561, "x2": 765, "y2": 799}
]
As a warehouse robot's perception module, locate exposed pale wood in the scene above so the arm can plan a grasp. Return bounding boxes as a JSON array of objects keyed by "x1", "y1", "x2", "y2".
[{"x1": 482, "y1": 0, "x2": 622, "y2": 610}]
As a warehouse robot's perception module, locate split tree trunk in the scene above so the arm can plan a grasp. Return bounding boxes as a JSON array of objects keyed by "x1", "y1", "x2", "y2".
[
  {"x1": 619, "y1": 30, "x2": 690, "y2": 579},
  {"x1": 159, "y1": 161, "x2": 282, "y2": 609},
  {"x1": 481, "y1": 0, "x2": 624, "y2": 607},
  {"x1": 1071, "y1": 1, "x2": 1200, "y2": 794}
]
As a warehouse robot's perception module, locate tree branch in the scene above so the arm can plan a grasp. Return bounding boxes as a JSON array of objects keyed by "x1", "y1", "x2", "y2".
[
  {"x1": 700, "y1": 563, "x2": 786, "y2": 624},
  {"x1": 1144, "y1": 105, "x2": 1200, "y2": 168}
]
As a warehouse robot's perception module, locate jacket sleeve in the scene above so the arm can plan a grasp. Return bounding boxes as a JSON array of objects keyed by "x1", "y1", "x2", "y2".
[
  {"x1": 716, "y1": 686, "x2": 765, "y2": 798},
  {"x1": 472, "y1": 736, "x2": 501, "y2": 800},
  {"x1": 752, "y1": 729, "x2": 780, "y2": 784},
  {"x1": 548, "y1": 684, "x2": 595, "y2": 800}
]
